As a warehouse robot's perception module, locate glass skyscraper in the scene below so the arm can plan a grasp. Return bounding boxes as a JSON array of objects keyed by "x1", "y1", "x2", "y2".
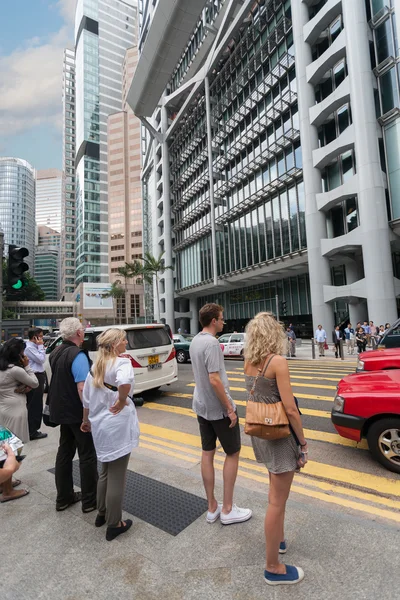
[
  {"x1": 129, "y1": 0, "x2": 400, "y2": 334},
  {"x1": 0, "y1": 157, "x2": 36, "y2": 272},
  {"x1": 74, "y1": 0, "x2": 137, "y2": 285}
]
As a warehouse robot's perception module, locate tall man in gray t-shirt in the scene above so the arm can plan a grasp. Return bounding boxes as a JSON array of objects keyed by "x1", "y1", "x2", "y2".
[{"x1": 191, "y1": 303, "x2": 252, "y2": 525}]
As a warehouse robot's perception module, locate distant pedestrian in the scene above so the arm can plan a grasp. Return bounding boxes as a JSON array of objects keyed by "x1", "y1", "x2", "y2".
[
  {"x1": 286, "y1": 327, "x2": 296, "y2": 358},
  {"x1": 288, "y1": 323, "x2": 295, "y2": 332},
  {"x1": 344, "y1": 323, "x2": 355, "y2": 355},
  {"x1": 190, "y1": 303, "x2": 252, "y2": 526},
  {"x1": 25, "y1": 328, "x2": 47, "y2": 441},
  {"x1": 356, "y1": 327, "x2": 367, "y2": 354},
  {"x1": 47, "y1": 318, "x2": 98, "y2": 513},
  {"x1": 82, "y1": 329, "x2": 139, "y2": 541},
  {"x1": 385, "y1": 322, "x2": 391, "y2": 330},
  {"x1": 244, "y1": 312, "x2": 307, "y2": 586},
  {"x1": 377, "y1": 325, "x2": 385, "y2": 344},
  {"x1": 332, "y1": 326, "x2": 343, "y2": 359},
  {"x1": 362, "y1": 321, "x2": 371, "y2": 347},
  {"x1": 369, "y1": 321, "x2": 378, "y2": 348},
  {"x1": 314, "y1": 325, "x2": 327, "y2": 357}
]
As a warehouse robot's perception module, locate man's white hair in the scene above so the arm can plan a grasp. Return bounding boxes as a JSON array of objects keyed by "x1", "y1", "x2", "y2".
[{"x1": 59, "y1": 317, "x2": 83, "y2": 340}]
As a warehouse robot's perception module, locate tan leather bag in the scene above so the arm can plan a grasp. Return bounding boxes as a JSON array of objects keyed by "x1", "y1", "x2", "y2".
[{"x1": 244, "y1": 355, "x2": 291, "y2": 440}]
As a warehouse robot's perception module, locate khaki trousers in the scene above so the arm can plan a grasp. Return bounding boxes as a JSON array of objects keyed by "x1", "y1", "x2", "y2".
[{"x1": 97, "y1": 453, "x2": 130, "y2": 527}]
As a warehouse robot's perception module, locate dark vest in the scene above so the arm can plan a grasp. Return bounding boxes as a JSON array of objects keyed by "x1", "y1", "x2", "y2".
[{"x1": 48, "y1": 340, "x2": 90, "y2": 425}]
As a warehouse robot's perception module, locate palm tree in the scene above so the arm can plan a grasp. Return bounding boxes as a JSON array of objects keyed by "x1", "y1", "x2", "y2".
[
  {"x1": 116, "y1": 264, "x2": 131, "y2": 322},
  {"x1": 141, "y1": 251, "x2": 173, "y2": 321},
  {"x1": 124, "y1": 259, "x2": 144, "y2": 323},
  {"x1": 105, "y1": 281, "x2": 125, "y2": 324}
]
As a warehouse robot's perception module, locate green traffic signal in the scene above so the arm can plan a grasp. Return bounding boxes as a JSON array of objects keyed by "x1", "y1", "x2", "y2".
[
  {"x1": 7, "y1": 245, "x2": 29, "y2": 293},
  {"x1": 12, "y1": 280, "x2": 23, "y2": 290}
]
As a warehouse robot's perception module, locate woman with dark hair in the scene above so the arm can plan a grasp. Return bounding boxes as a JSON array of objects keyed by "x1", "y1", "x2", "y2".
[{"x1": 0, "y1": 338, "x2": 38, "y2": 502}]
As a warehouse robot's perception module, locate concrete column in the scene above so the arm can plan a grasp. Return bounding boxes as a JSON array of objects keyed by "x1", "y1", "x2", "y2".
[
  {"x1": 161, "y1": 105, "x2": 175, "y2": 329},
  {"x1": 291, "y1": 0, "x2": 334, "y2": 333},
  {"x1": 343, "y1": 0, "x2": 397, "y2": 325},
  {"x1": 346, "y1": 260, "x2": 365, "y2": 325},
  {"x1": 190, "y1": 298, "x2": 199, "y2": 334},
  {"x1": 152, "y1": 135, "x2": 160, "y2": 322},
  {"x1": 204, "y1": 76, "x2": 218, "y2": 286}
]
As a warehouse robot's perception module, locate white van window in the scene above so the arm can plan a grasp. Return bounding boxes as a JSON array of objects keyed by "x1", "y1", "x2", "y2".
[{"x1": 127, "y1": 328, "x2": 171, "y2": 349}]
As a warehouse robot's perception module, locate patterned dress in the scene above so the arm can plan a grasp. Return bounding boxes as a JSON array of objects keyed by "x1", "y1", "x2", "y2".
[{"x1": 244, "y1": 372, "x2": 300, "y2": 474}]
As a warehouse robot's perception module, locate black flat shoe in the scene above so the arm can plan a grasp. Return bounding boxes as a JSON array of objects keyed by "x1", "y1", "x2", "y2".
[
  {"x1": 106, "y1": 519, "x2": 132, "y2": 541},
  {"x1": 56, "y1": 491, "x2": 82, "y2": 511},
  {"x1": 30, "y1": 431, "x2": 48, "y2": 440},
  {"x1": 95, "y1": 514, "x2": 106, "y2": 527}
]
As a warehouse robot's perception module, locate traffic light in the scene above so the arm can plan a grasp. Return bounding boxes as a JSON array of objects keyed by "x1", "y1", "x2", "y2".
[
  {"x1": 8, "y1": 245, "x2": 29, "y2": 291},
  {"x1": 280, "y1": 300, "x2": 288, "y2": 316}
]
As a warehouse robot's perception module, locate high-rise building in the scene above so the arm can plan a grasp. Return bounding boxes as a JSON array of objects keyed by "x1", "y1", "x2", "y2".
[
  {"x1": 35, "y1": 225, "x2": 61, "y2": 300},
  {"x1": 129, "y1": 0, "x2": 400, "y2": 334},
  {"x1": 35, "y1": 169, "x2": 63, "y2": 233},
  {"x1": 61, "y1": 47, "x2": 77, "y2": 299},
  {"x1": 74, "y1": 0, "x2": 137, "y2": 286},
  {"x1": 0, "y1": 157, "x2": 36, "y2": 272},
  {"x1": 107, "y1": 45, "x2": 144, "y2": 322}
]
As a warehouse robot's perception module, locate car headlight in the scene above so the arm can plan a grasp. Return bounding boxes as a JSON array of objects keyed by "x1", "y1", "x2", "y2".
[
  {"x1": 357, "y1": 359, "x2": 364, "y2": 371},
  {"x1": 333, "y1": 395, "x2": 345, "y2": 413}
]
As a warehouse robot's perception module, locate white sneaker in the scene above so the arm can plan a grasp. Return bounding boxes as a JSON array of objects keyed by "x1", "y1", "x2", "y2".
[
  {"x1": 206, "y1": 502, "x2": 222, "y2": 523},
  {"x1": 220, "y1": 504, "x2": 252, "y2": 525}
]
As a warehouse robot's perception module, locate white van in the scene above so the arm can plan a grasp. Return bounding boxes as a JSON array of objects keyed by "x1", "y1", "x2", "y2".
[
  {"x1": 45, "y1": 324, "x2": 178, "y2": 395},
  {"x1": 218, "y1": 332, "x2": 246, "y2": 358}
]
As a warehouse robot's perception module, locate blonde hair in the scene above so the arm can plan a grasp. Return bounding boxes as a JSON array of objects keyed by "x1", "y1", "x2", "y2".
[
  {"x1": 91, "y1": 328, "x2": 126, "y2": 388},
  {"x1": 244, "y1": 312, "x2": 286, "y2": 365}
]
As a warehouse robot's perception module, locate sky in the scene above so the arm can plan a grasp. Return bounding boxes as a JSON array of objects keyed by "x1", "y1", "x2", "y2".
[{"x1": 0, "y1": 0, "x2": 77, "y2": 171}]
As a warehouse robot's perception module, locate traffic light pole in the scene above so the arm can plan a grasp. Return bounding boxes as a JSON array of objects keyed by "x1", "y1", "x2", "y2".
[{"x1": 275, "y1": 294, "x2": 279, "y2": 321}]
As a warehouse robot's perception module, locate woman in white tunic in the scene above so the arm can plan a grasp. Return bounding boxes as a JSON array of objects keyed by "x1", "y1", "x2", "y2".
[{"x1": 82, "y1": 329, "x2": 139, "y2": 541}]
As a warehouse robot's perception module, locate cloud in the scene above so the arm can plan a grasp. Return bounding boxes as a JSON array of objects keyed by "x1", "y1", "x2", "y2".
[{"x1": 57, "y1": 0, "x2": 77, "y2": 26}]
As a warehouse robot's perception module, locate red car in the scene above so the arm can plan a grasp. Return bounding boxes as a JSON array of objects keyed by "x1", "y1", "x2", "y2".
[
  {"x1": 356, "y1": 348, "x2": 400, "y2": 372},
  {"x1": 331, "y1": 370, "x2": 400, "y2": 473}
]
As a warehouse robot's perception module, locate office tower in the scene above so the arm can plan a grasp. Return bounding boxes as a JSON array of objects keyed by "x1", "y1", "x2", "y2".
[
  {"x1": 35, "y1": 169, "x2": 63, "y2": 233},
  {"x1": 0, "y1": 157, "x2": 36, "y2": 272},
  {"x1": 35, "y1": 225, "x2": 61, "y2": 300},
  {"x1": 61, "y1": 48, "x2": 76, "y2": 299},
  {"x1": 108, "y1": 45, "x2": 144, "y2": 322},
  {"x1": 74, "y1": 0, "x2": 137, "y2": 286},
  {"x1": 128, "y1": 0, "x2": 400, "y2": 334}
]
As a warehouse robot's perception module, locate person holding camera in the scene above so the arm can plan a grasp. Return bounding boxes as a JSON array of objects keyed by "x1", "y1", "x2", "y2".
[
  {"x1": 25, "y1": 328, "x2": 47, "y2": 441},
  {"x1": 0, "y1": 338, "x2": 39, "y2": 502}
]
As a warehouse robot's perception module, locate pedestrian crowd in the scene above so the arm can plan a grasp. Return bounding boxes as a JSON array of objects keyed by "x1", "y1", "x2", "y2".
[
  {"x1": 2, "y1": 308, "x2": 390, "y2": 586},
  {"x1": 314, "y1": 320, "x2": 390, "y2": 357}
]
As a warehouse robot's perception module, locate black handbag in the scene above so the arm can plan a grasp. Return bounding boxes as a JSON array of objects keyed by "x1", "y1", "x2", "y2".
[{"x1": 43, "y1": 396, "x2": 59, "y2": 428}]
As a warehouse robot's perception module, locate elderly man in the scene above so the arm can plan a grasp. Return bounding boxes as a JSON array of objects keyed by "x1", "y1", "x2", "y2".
[{"x1": 47, "y1": 318, "x2": 98, "y2": 513}]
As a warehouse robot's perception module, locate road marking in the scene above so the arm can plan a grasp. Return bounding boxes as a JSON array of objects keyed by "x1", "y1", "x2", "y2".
[
  {"x1": 162, "y1": 390, "x2": 334, "y2": 405},
  {"x1": 190, "y1": 384, "x2": 335, "y2": 401},
  {"x1": 137, "y1": 431, "x2": 400, "y2": 521},
  {"x1": 226, "y1": 370, "x2": 341, "y2": 382},
  {"x1": 142, "y1": 403, "x2": 367, "y2": 449},
  {"x1": 188, "y1": 381, "x2": 337, "y2": 391}
]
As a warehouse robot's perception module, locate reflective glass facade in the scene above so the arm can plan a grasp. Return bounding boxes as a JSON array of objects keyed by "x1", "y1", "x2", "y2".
[{"x1": 0, "y1": 158, "x2": 35, "y2": 272}]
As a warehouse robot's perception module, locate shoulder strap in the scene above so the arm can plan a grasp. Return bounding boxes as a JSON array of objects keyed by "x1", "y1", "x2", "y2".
[
  {"x1": 89, "y1": 369, "x2": 132, "y2": 399},
  {"x1": 261, "y1": 354, "x2": 275, "y2": 376}
]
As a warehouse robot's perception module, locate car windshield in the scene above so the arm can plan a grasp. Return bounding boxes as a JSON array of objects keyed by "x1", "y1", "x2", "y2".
[{"x1": 182, "y1": 335, "x2": 194, "y2": 341}]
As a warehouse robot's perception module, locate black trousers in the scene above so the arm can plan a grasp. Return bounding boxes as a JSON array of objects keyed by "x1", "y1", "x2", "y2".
[
  {"x1": 26, "y1": 372, "x2": 46, "y2": 436},
  {"x1": 334, "y1": 341, "x2": 340, "y2": 358},
  {"x1": 55, "y1": 423, "x2": 98, "y2": 510}
]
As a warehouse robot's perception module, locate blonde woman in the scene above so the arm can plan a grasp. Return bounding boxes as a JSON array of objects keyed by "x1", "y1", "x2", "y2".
[
  {"x1": 243, "y1": 312, "x2": 308, "y2": 586},
  {"x1": 82, "y1": 329, "x2": 139, "y2": 541}
]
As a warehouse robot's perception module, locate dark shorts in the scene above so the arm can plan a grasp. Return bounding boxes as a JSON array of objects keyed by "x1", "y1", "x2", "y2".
[{"x1": 197, "y1": 412, "x2": 241, "y2": 455}]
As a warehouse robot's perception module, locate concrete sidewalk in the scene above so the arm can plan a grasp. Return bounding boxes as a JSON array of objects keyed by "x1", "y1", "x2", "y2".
[
  {"x1": 2, "y1": 426, "x2": 399, "y2": 600},
  {"x1": 290, "y1": 340, "x2": 359, "y2": 363}
]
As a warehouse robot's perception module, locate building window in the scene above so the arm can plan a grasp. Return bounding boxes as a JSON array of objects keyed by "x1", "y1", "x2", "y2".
[
  {"x1": 379, "y1": 66, "x2": 400, "y2": 115},
  {"x1": 130, "y1": 294, "x2": 140, "y2": 318},
  {"x1": 329, "y1": 197, "x2": 359, "y2": 238}
]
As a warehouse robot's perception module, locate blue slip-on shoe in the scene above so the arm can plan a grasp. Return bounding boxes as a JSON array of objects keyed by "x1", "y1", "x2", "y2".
[
  {"x1": 279, "y1": 540, "x2": 287, "y2": 554},
  {"x1": 264, "y1": 565, "x2": 304, "y2": 586}
]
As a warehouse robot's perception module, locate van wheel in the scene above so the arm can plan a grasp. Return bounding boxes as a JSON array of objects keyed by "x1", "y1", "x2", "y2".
[
  {"x1": 176, "y1": 350, "x2": 188, "y2": 364},
  {"x1": 367, "y1": 418, "x2": 400, "y2": 474},
  {"x1": 240, "y1": 350, "x2": 244, "y2": 361}
]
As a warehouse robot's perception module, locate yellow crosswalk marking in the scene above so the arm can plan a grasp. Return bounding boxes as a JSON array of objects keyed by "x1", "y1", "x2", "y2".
[
  {"x1": 162, "y1": 390, "x2": 334, "y2": 405},
  {"x1": 139, "y1": 425, "x2": 399, "y2": 497},
  {"x1": 142, "y1": 403, "x2": 367, "y2": 449},
  {"x1": 188, "y1": 381, "x2": 337, "y2": 391},
  {"x1": 137, "y1": 427, "x2": 400, "y2": 521}
]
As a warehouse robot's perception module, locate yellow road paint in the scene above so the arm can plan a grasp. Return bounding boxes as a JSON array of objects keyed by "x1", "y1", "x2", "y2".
[
  {"x1": 188, "y1": 381, "x2": 337, "y2": 391},
  {"x1": 140, "y1": 422, "x2": 202, "y2": 448},
  {"x1": 137, "y1": 432, "x2": 400, "y2": 523},
  {"x1": 162, "y1": 390, "x2": 334, "y2": 404},
  {"x1": 143, "y1": 403, "x2": 367, "y2": 449},
  {"x1": 139, "y1": 431, "x2": 400, "y2": 506},
  {"x1": 227, "y1": 370, "x2": 341, "y2": 382},
  {"x1": 231, "y1": 399, "x2": 331, "y2": 419},
  {"x1": 294, "y1": 393, "x2": 333, "y2": 402}
]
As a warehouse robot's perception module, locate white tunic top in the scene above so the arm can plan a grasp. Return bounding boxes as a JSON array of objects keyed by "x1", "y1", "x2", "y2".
[{"x1": 82, "y1": 357, "x2": 140, "y2": 462}]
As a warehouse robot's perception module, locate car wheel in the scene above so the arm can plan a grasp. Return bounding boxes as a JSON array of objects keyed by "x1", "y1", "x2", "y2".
[
  {"x1": 367, "y1": 418, "x2": 400, "y2": 474},
  {"x1": 176, "y1": 350, "x2": 188, "y2": 364}
]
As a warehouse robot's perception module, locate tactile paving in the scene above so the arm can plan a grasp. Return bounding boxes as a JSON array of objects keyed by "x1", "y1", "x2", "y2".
[{"x1": 49, "y1": 461, "x2": 208, "y2": 536}]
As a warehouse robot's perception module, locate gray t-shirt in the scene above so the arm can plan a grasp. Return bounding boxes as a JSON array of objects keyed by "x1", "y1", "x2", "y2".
[{"x1": 190, "y1": 332, "x2": 235, "y2": 421}]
